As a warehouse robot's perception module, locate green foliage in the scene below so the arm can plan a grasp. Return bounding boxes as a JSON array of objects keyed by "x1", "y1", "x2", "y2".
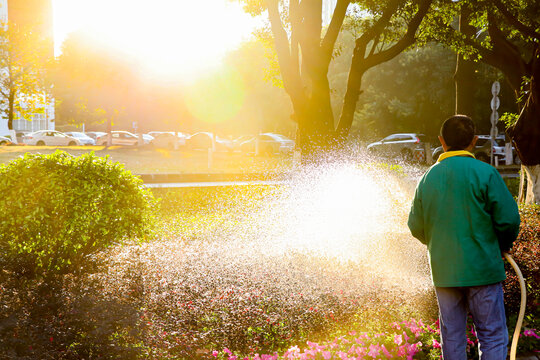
[
  {"x1": 0, "y1": 21, "x2": 51, "y2": 126},
  {"x1": 500, "y1": 112, "x2": 519, "y2": 129},
  {"x1": 0, "y1": 150, "x2": 157, "y2": 276}
]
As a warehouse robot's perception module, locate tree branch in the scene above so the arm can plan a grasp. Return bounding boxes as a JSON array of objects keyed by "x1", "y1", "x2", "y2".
[
  {"x1": 492, "y1": 0, "x2": 540, "y2": 41},
  {"x1": 368, "y1": 33, "x2": 381, "y2": 57},
  {"x1": 321, "y1": 0, "x2": 350, "y2": 64},
  {"x1": 355, "y1": 0, "x2": 402, "y2": 53},
  {"x1": 290, "y1": 0, "x2": 301, "y2": 74},
  {"x1": 364, "y1": 0, "x2": 432, "y2": 68}
]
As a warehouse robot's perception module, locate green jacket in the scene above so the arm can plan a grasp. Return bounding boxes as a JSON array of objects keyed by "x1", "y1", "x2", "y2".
[{"x1": 408, "y1": 152, "x2": 521, "y2": 287}]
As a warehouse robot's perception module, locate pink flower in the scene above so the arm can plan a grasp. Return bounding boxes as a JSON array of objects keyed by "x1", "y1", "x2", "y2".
[
  {"x1": 394, "y1": 334, "x2": 403, "y2": 345},
  {"x1": 228, "y1": 356, "x2": 237, "y2": 360},
  {"x1": 224, "y1": 348, "x2": 233, "y2": 356},
  {"x1": 524, "y1": 329, "x2": 540, "y2": 339},
  {"x1": 212, "y1": 350, "x2": 219, "y2": 357},
  {"x1": 397, "y1": 345, "x2": 407, "y2": 357},
  {"x1": 381, "y1": 345, "x2": 393, "y2": 358},
  {"x1": 322, "y1": 350, "x2": 332, "y2": 359},
  {"x1": 403, "y1": 331, "x2": 410, "y2": 342},
  {"x1": 368, "y1": 344, "x2": 380, "y2": 358},
  {"x1": 355, "y1": 346, "x2": 367, "y2": 357},
  {"x1": 285, "y1": 345, "x2": 301, "y2": 359},
  {"x1": 432, "y1": 339, "x2": 441, "y2": 349}
]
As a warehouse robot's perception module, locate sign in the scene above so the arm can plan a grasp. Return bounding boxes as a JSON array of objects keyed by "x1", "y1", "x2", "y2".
[
  {"x1": 491, "y1": 81, "x2": 500, "y2": 96},
  {"x1": 490, "y1": 111, "x2": 499, "y2": 125},
  {"x1": 490, "y1": 97, "x2": 500, "y2": 111}
]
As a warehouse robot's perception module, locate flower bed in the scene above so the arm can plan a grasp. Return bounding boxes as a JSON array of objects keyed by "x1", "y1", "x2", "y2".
[{"x1": 0, "y1": 185, "x2": 537, "y2": 359}]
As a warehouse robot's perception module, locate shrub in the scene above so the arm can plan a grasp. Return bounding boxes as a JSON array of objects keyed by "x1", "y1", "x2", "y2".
[
  {"x1": 504, "y1": 204, "x2": 540, "y2": 353},
  {"x1": 0, "y1": 150, "x2": 157, "y2": 276}
]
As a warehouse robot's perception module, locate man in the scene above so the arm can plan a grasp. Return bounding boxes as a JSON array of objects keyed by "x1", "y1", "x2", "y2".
[{"x1": 408, "y1": 115, "x2": 521, "y2": 360}]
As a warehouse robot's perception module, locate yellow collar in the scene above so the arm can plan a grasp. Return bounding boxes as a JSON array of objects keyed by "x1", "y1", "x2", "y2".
[{"x1": 437, "y1": 150, "x2": 476, "y2": 162}]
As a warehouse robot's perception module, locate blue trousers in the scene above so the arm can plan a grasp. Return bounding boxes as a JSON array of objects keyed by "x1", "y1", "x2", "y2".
[{"x1": 435, "y1": 283, "x2": 508, "y2": 360}]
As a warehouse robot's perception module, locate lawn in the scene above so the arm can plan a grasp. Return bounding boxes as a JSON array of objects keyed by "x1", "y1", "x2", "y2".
[{"x1": 0, "y1": 145, "x2": 294, "y2": 174}]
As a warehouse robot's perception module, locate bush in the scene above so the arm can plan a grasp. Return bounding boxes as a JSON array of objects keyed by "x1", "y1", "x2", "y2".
[
  {"x1": 504, "y1": 204, "x2": 540, "y2": 353},
  {"x1": 0, "y1": 150, "x2": 157, "y2": 276}
]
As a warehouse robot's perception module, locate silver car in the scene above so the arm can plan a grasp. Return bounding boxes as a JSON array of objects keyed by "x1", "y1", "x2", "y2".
[
  {"x1": 65, "y1": 131, "x2": 96, "y2": 145},
  {"x1": 367, "y1": 133, "x2": 426, "y2": 161},
  {"x1": 239, "y1": 133, "x2": 295, "y2": 155}
]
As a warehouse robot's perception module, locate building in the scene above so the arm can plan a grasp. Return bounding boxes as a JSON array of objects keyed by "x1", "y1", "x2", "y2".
[{"x1": 0, "y1": 0, "x2": 55, "y2": 138}]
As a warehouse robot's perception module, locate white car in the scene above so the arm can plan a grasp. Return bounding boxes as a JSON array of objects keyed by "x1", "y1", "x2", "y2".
[
  {"x1": 185, "y1": 132, "x2": 233, "y2": 152},
  {"x1": 0, "y1": 135, "x2": 12, "y2": 145},
  {"x1": 96, "y1": 131, "x2": 153, "y2": 146},
  {"x1": 23, "y1": 130, "x2": 81, "y2": 146},
  {"x1": 147, "y1": 131, "x2": 187, "y2": 148},
  {"x1": 65, "y1": 131, "x2": 96, "y2": 145},
  {"x1": 85, "y1": 131, "x2": 107, "y2": 141},
  {"x1": 239, "y1": 133, "x2": 295, "y2": 155}
]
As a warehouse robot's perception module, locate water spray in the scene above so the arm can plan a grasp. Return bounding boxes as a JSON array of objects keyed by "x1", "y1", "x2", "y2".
[{"x1": 503, "y1": 252, "x2": 527, "y2": 360}]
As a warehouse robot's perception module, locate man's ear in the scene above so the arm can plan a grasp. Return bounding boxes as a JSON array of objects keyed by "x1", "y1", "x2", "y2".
[
  {"x1": 439, "y1": 136, "x2": 449, "y2": 152},
  {"x1": 466, "y1": 135, "x2": 478, "y2": 151}
]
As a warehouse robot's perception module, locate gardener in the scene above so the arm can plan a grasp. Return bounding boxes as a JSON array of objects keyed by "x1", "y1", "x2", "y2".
[{"x1": 407, "y1": 115, "x2": 521, "y2": 360}]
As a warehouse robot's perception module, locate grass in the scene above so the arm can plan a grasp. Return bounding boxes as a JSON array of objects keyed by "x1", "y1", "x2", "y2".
[{"x1": 0, "y1": 145, "x2": 293, "y2": 174}]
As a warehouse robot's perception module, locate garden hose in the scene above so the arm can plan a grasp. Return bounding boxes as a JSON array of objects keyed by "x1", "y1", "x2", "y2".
[{"x1": 503, "y1": 252, "x2": 527, "y2": 360}]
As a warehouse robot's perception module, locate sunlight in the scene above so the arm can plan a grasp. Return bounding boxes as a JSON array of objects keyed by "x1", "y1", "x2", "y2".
[
  {"x1": 185, "y1": 66, "x2": 245, "y2": 124},
  {"x1": 53, "y1": 0, "x2": 259, "y2": 81}
]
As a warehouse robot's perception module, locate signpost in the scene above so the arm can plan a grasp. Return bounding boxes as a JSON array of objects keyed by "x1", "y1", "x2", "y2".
[{"x1": 490, "y1": 81, "x2": 500, "y2": 166}]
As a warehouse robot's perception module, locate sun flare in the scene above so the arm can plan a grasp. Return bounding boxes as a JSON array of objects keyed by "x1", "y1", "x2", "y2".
[{"x1": 53, "y1": 0, "x2": 260, "y2": 81}]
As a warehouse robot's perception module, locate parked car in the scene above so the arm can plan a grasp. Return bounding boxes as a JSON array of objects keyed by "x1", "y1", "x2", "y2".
[
  {"x1": 15, "y1": 131, "x2": 29, "y2": 144},
  {"x1": 431, "y1": 135, "x2": 510, "y2": 164},
  {"x1": 491, "y1": 138, "x2": 521, "y2": 164},
  {"x1": 65, "y1": 131, "x2": 96, "y2": 145},
  {"x1": 185, "y1": 132, "x2": 233, "y2": 152},
  {"x1": 367, "y1": 133, "x2": 427, "y2": 161},
  {"x1": 23, "y1": 130, "x2": 81, "y2": 146},
  {"x1": 85, "y1": 131, "x2": 107, "y2": 141},
  {"x1": 239, "y1": 133, "x2": 295, "y2": 155},
  {"x1": 147, "y1": 131, "x2": 187, "y2": 148},
  {"x1": 0, "y1": 135, "x2": 12, "y2": 145},
  {"x1": 233, "y1": 135, "x2": 255, "y2": 151},
  {"x1": 96, "y1": 131, "x2": 152, "y2": 146}
]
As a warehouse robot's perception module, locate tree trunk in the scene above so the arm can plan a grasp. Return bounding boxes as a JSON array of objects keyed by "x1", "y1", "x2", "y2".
[
  {"x1": 521, "y1": 165, "x2": 540, "y2": 204},
  {"x1": 454, "y1": 5, "x2": 476, "y2": 116},
  {"x1": 7, "y1": 90, "x2": 15, "y2": 130},
  {"x1": 508, "y1": 49, "x2": 540, "y2": 204}
]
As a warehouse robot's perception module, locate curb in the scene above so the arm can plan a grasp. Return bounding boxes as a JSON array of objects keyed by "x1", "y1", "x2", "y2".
[{"x1": 137, "y1": 172, "x2": 291, "y2": 184}]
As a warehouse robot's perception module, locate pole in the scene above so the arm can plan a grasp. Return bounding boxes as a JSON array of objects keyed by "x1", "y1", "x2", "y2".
[{"x1": 490, "y1": 81, "x2": 500, "y2": 167}]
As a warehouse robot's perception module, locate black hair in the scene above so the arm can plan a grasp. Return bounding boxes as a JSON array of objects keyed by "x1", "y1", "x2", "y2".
[{"x1": 440, "y1": 115, "x2": 476, "y2": 151}]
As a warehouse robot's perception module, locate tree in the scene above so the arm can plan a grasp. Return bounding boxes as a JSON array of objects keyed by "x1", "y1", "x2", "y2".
[
  {"x1": 53, "y1": 31, "x2": 197, "y2": 135},
  {"x1": 52, "y1": 31, "x2": 136, "y2": 131},
  {"x1": 0, "y1": 22, "x2": 51, "y2": 131},
  {"x1": 429, "y1": 0, "x2": 540, "y2": 203},
  {"x1": 237, "y1": 0, "x2": 433, "y2": 160},
  {"x1": 223, "y1": 40, "x2": 295, "y2": 137}
]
